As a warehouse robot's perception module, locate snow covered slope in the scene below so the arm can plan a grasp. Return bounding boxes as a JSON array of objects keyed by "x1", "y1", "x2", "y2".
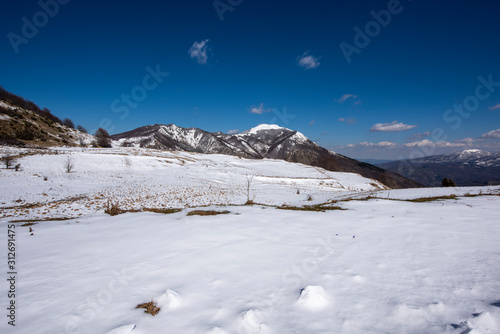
[
  {"x1": 0, "y1": 146, "x2": 386, "y2": 221},
  {"x1": 112, "y1": 124, "x2": 422, "y2": 189}
]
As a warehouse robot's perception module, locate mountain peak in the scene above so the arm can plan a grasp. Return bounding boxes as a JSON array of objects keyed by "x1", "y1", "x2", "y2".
[
  {"x1": 111, "y1": 122, "x2": 422, "y2": 189},
  {"x1": 243, "y1": 124, "x2": 290, "y2": 135},
  {"x1": 460, "y1": 149, "x2": 488, "y2": 155}
]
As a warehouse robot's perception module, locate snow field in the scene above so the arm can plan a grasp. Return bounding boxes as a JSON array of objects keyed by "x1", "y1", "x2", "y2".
[
  {"x1": 0, "y1": 194, "x2": 499, "y2": 333},
  {"x1": 0, "y1": 147, "x2": 385, "y2": 221}
]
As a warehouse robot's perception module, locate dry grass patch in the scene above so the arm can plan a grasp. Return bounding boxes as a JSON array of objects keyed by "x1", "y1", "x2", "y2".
[
  {"x1": 278, "y1": 204, "x2": 346, "y2": 212},
  {"x1": 10, "y1": 217, "x2": 74, "y2": 223},
  {"x1": 136, "y1": 300, "x2": 160, "y2": 316},
  {"x1": 20, "y1": 222, "x2": 37, "y2": 226},
  {"x1": 143, "y1": 208, "x2": 182, "y2": 214},
  {"x1": 187, "y1": 210, "x2": 231, "y2": 216},
  {"x1": 405, "y1": 195, "x2": 458, "y2": 203}
]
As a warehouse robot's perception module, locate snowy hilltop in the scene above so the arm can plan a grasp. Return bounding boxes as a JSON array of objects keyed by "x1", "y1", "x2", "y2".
[{"x1": 111, "y1": 123, "x2": 421, "y2": 189}]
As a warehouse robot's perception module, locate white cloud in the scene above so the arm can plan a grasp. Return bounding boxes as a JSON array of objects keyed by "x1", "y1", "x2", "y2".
[
  {"x1": 404, "y1": 140, "x2": 466, "y2": 148},
  {"x1": 227, "y1": 129, "x2": 239, "y2": 135},
  {"x1": 336, "y1": 94, "x2": 357, "y2": 103},
  {"x1": 481, "y1": 128, "x2": 500, "y2": 138},
  {"x1": 188, "y1": 39, "x2": 210, "y2": 64},
  {"x1": 370, "y1": 121, "x2": 418, "y2": 132},
  {"x1": 249, "y1": 103, "x2": 271, "y2": 114},
  {"x1": 297, "y1": 52, "x2": 320, "y2": 69},
  {"x1": 358, "y1": 141, "x2": 398, "y2": 147},
  {"x1": 489, "y1": 103, "x2": 500, "y2": 110},
  {"x1": 455, "y1": 137, "x2": 477, "y2": 144}
]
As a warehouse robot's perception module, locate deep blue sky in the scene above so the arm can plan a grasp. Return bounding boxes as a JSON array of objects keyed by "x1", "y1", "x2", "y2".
[{"x1": 1, "y1": 0, "x2": 500, "y2": 159}]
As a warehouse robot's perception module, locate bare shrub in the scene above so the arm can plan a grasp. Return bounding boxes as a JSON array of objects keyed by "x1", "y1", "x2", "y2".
[
  {"x1": 65, "y1": 156, "x2": 75, "y2": 173},
  {"x1": 1, "y1": 154, "x2": 16, "y2": 169},
  {"x1": 245, "y1": 175, "x2": 255, "y2": 205},
  {"x1": 76, "y1": 125, "x2": 87, "y2": 133},
  {"x1": 105, "y1": 200, "x2": 123, "y2": 216},
  {"x1": 62, "y1": 118, "x2": 75, "y2": 129},
  {"x1": 95, "y1": 128, "x2": 112, "y2": 148}
]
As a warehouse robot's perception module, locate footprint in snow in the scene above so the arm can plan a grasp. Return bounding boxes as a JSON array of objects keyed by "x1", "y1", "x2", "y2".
[
  {"x1": 237, "y1": 309, "x2": 271, "y2": 333},
  {"x1": 106, "y1": 324, "x2": 136, "y2": 334}
]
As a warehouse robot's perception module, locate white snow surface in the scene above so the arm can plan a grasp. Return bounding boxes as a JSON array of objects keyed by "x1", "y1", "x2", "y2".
[
  {"x1": 0, "y1": 147, "x2": 386, "y2": 221},
  {"x1": 1, "y1": 146, "x2": 500, "y2": 333}
]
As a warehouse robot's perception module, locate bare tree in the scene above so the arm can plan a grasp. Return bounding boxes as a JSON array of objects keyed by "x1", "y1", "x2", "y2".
[
  {"x1": 1, "y1": 154, "x2": 16, "y2": 169},
  {"x1": 76, "y1": 125, "x2": 87, "y2": 133},
  {"x1": 65, "y1": 156, "x2": 75, "y2": 173},
  {"x1": 62, "y1": 118, "x2": 75, "y2": 129},
  {"x1": 245, "y1": 175, "x2": 255, "y2": 205},
  {"x1": 95, "y1": 128, "x2": 112, "y2": 148}
]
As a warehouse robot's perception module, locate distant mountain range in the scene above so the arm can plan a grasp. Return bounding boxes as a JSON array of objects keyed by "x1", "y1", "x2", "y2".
[
  {"x1": 111, "y1": 124, "x2": 422, "y2": 189},
  {"x1": 377, "y1": 149, "x2": 500, "y2": 187}
]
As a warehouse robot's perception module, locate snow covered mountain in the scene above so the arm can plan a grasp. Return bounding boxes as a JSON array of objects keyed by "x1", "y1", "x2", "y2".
[
  {"x1": 112, "y1": 124, "x2": 422, "y2": 189},
  {"x1": 377, "y1": 149, "x2": 500, "y2": 187}
]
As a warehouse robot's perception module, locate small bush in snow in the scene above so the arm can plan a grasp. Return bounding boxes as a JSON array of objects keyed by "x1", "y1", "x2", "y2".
[
  {"x1": 105, "y1": 200, "x2": 123, "y2": 216},
  {"x1": 65, "y1": 156, "x2": 75, "y2": 173},
  {"x1": 1, "y1": 154, "x2": 16, "y2": 169},
  {"x1": 245, "y1": 175, "x2": 256, "y2": 204}
]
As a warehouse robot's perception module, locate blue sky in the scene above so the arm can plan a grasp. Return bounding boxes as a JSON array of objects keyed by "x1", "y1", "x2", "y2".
[{"x1": 1, "y1": 0, "x2": 500, "y2": 159}]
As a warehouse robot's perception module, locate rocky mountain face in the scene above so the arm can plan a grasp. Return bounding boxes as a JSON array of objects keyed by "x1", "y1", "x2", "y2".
[
  {"x1": 377, "y1": 149, "x2": 500, "y2": 187},
  {"x1": 112, "y1": 124, "x2": 422, "y2": 189}
]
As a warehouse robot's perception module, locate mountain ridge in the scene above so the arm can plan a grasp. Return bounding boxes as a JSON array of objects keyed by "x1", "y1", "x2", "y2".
[
  {"x1": 377, "y1": 149, "x2": 500, "y2": 186},
  {"x1": 112, "y1": 123, "x2": 422, "y2": 189}
]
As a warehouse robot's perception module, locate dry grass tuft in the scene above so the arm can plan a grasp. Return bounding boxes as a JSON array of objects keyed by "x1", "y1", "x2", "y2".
[
  {"x1": 187, "y1": 210, "x2": 231, "y2": 216},
  {"x1": 104, "y1": 200, "x2": 124, "y2": 216},
  {"x1": 136, "y1": 300, "x2": 160, "y2": 316},
  {"x1": 278, "y1": 204, "x2": 346, "y2": 212}
]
